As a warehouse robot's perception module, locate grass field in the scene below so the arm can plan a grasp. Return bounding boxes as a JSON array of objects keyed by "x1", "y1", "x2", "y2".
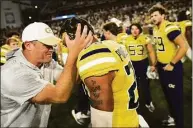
[{"x1": 48, "y1": 60, "x2": 192, "y2": 128}]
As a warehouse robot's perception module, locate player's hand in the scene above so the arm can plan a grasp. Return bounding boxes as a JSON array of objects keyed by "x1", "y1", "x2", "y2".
[
  {"x1": 65, "y1": 24, "x2": 93, "y2": 57},
  {"x1": 146, "y1": 66, "x2": 159, "y2": 79},
  {"x1": 150, "y1": 66, "x2": 156, "y2": 72},
  {"x1": 163, "y1": 64, "x2": 174, "y2": 71}
]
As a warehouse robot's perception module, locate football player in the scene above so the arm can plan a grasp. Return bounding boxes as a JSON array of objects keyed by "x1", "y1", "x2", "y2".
[
  {"x1": 149, "y1": 4, "x2": 188, "y2": 128},
  {"x1": 1, "y1": 36, "x2": 21, "y2": 65},
  {"x1": 103, "y1": 22, "x2": 128, "y2": 44},
  {"x1": 124, "y1": 23, "x2": 156, "y2": 112},
  {"x1": 60, "y1": 17, "x2": 139, "y2": 127}
]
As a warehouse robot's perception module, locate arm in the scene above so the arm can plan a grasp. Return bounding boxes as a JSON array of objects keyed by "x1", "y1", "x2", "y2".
[
  {"x1": 146, "y1": 43, "x2": 156, "y2": 66},
  {"x1": 32, "y1": 55, "x2": 76, "y2": 104},
  {"x1": 163, "y1": 24, "x2": 189, "y2": 71},
  {"x1": 31, "y1": 24, "x2": 93, "y2": 104},
  {"x1": 170, "y1": 34, "x2": 188, "y2": 64},
  {"x1": 84, "y1": 71, "x2": 115, "y2": 111},
  {"x1": 164, "y1": 34, "x2": 188, "y2": 71}
]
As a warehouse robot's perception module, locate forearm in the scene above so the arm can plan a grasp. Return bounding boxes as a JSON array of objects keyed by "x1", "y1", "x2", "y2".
[
  {"x1": 171, "y1": 35, "x2": 188, "y2": 64},
  {"x1": 147, "y1": 43, "x2": 157, "y2": 66},
  {"x1": 54, "y1": 53, "x2": 77, "y2": 102},
  {"x1": 171, "y1": 47, "x2": 188, "y2": 64},
  {"x1": 149, "y1": 51, "x2": 157, "y2": 66}
]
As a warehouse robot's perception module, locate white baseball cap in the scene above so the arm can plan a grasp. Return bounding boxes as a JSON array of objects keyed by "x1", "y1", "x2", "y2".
[
  {"x1": 110, "y1": 18, "x2": 122, "y2": 27},
  {"x1": 22, "y1": 22, "x2": 61, "y2": 46}
]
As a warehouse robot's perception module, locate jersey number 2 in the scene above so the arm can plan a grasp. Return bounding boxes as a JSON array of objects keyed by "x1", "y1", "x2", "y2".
[{"x1": 124, "y1": 65, "x2": 139, "y2": 109}]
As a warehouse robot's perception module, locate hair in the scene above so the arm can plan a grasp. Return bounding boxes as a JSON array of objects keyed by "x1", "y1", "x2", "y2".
[
  {"x1": 22, "y1": 43, "x2": 25, "y2": 50},
  {"x1": 6, "y1": 31, "x2": 20, "y2": 38},
  {"x1": 59, "y1": 17, "x2": 95, "y2": 40},
  {"x1": 6, "y1": 37, "x2": 20, "y2": 45},
  {"x1": 103, "y1": 22, "x2": 120, "y2": 36},
  {"x1": 129, "y1": 23, "x2": 143, "y2": 34},
  {"x1": 148, "y1": 4, "x2": 167, "y2": 15},
  {"x1": 0, "y1": 37, "x2": 6, "y2": 47}
]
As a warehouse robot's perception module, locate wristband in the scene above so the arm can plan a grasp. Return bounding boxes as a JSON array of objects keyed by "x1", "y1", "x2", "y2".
[{"x1": 170, "y1": 62, "x2": 175, "y2": 67}]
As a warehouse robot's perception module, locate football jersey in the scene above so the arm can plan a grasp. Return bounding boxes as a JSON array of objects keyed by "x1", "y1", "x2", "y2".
[
  {"x1": 57, "y1": 42, "x2": 68, "y2": 65},
  {"x1": 1, "y1": 44, "x2": 11, "y2": 64},
  {"x1": 116, "y1": 32, "x2": 128, "y2": 44},
  {"x1": 153, "y1": 21, "x2": 180, "y2": 63},
  {"x1": 77, "y1": 40, "x2": 139, "y2": 127},
  {"x1": 61, "y1": 44, "x2": 68, "y2": 64},
  {"x1": 176, "y1": 20, "x2": 192, "y2": 37},
  {"x1": 124, "y1": 34, "x2": 150, "y2": 61}
]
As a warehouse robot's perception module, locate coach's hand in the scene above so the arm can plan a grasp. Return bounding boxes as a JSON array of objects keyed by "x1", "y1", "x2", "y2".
[
  {"x1": 163, "y1": 64, "x2": 174, "y2": 71},
  {"x1": 65, "y1": 24, "x2": 93, "y2": 57}
]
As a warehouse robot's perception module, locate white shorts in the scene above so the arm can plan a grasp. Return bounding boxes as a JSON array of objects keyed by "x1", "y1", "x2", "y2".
[{"x1": 90, "y1": 106, "x2": 112, "y2": 127}]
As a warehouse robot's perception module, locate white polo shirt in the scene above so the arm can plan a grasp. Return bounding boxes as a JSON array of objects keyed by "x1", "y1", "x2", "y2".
[{"x1": 1, "y1": 48, "x2": 63, "y2": 127}]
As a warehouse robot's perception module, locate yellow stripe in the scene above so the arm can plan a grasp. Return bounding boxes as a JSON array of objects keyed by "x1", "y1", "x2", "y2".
[
  {"x1": 79, "y1": 57, "x2": 116, "y2": 73},
  {"x1": 185, "y1": 22, "x2": 192, "y2": 26},
  {"x1": 1, "y1": 57, "x2": 6, "y2": 63},
  {"x1": 165, "y1": 26, "x2": 179, "y2": 33},
  {"x1": 1, "y1": 48, "x2": 8, "y2": 53}
]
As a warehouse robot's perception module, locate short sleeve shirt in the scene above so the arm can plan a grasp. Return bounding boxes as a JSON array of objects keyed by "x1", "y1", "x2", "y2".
[{"x1": 1, "y1": 49, "x2": 63, "y2": 127}]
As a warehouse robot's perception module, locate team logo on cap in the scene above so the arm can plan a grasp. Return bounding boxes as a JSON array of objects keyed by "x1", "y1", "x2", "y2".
[{"x1": 45, "y1": 28, "x2": 52, "y2": 33}]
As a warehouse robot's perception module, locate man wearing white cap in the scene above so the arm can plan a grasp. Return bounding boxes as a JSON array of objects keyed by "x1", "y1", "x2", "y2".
[{"x1": 1, "y1": 22, "x2": 92, "y2": 127}]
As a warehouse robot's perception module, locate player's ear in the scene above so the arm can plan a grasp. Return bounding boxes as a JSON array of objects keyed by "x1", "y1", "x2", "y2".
[{"x1": 107, "y1": 31, "x2": 112, "y2": 35}]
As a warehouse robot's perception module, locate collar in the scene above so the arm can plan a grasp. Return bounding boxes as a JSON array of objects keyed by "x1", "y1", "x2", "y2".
[
  {"x1": 155, "y1": 20, "x2": 167, "y2": 30},
  {"x1": 131, "y1": 33, "x2": 143, "y2": 40},
  {"x1": 14, "y1": 48, "x2": 40, "y2": 70}
]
